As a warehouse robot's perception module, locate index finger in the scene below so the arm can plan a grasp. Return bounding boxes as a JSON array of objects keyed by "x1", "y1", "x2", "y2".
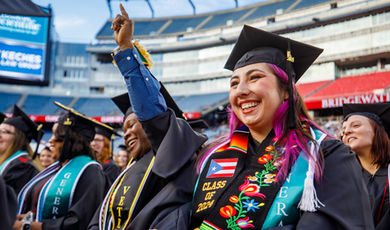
[{"x1": 120, "y1": 3, "x2": 129, "y2": 19}]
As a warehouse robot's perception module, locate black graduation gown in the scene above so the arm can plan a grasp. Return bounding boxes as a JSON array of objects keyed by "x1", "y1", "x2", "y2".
[
  {"x1": 102, "y1": 159, "x2": 121, "y2": 185},
  {"x1": 88, "y1": 109, "x2": 207, "y2": 230},
  {"x1": 363, "y1": 167, "x2": 390, "y2": 230},
  {"x1": 266, "y1": 139, "x2": 374, "y2": 230},
  {"x1": 2, "y1": 154, "x2": 38, "y2": 194},
  {"x1": 0, "y1": 176, "x2": 17, "y2": 230},
  {"x1": 20, "y1": 163, "x2": 107, "y2": 230}
]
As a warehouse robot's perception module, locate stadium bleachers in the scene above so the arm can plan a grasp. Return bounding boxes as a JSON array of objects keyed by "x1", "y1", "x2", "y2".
[
  {"x1": 0, "y1": 92, "x2": 21, "y2": 112},
  {"x1": 177, "y1": 92, "x2": 228, "y2": 112},
  {"x1": 293, "y1": 0, "x2": 331, "y2": 11},
  {"x1": 296, "y1": 80, "x2": 331, "y2": 98},
  {"x1": 72, "y1": 97, "x2": 119, "y2": 116},
  {"x1": 161, "y1": 16, "x2": 208, "y2": 34},
  {"x1": 200, "y1": 8, "x2": 251, "y2": 30},
  {"x1": 134, "y1": 20, "x2": 168, "y2": 36},
  {"x1": 243, "y1": 0, "x2": 296, "y2": 21},
  {"x1": 306, "y1": 71, "x2": 390, "y2": 101},
  {"x1": 22, "y1": 95, "x2": 73, "y2": 115}
]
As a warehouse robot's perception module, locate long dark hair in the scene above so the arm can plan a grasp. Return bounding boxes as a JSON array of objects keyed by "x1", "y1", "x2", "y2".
[
  {"x1": 55, "y1": 122, "x2": 94, "y2": 163},
  {"x1": 369, "y1": 119, "x2": 390, "y2": 167}
]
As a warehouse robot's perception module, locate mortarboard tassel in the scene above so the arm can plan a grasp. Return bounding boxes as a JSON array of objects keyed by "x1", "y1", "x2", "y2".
[
  {"x1": 286, "y1": 41, "x2": 296, "y2": 129},
  {"x1": 32, "y1": 125, "x2": 44, "y2": 160}
]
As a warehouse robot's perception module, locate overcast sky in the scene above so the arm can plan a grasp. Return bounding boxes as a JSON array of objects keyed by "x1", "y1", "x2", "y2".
[{"x1": 31, "y1": 0, "x2": 264, "y2": 43}]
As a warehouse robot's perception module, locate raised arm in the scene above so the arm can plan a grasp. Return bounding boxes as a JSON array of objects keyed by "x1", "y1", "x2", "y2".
[{"x1": 112, "y1": 4, "x2": 167, "y2": 121}]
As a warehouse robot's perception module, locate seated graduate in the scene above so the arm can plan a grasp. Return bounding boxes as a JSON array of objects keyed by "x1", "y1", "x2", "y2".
[
  {"x1": 0, "y1": 105, "x2": 43, "y2": 194},
  {"x1": 91, "y1": 124, "x2": 121, "y2": 184},
  {"x1": 115, "y1": 144, "x2": 130, "y2": 171},
  {"x1": 111, "y1": 5, "x2": 374, "y2": 229},
  {"x1": 88, "y1": 79, "x2": 207, "y2": 230},
  {"x1": 39, "y1": 146, "x2": 56, "y2": 169},
  {"x1": 342, "y1": 103, "x2": 390, "y2": 230},
  {"x1": 15, "y1": 102, "x2": 107, "y2": 230},
  {"x1": 0, "y1": 113, "x2": 18, "y2": 229}
]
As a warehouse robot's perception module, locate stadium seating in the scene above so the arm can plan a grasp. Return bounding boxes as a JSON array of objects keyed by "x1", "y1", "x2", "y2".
[
  {"x1": 0, "y1": 92, "x2": 21, "y2": 113},
  {"x1": 296, "y1": 80, "x2": 331, "y2": 98},
  {"x1": 22, "y1": 95, "x2": 73, "y2": 115},
  {"x1": 293, "y1": 0, "x2": 331, "y2": 11},
  {"x1": 200, "y1": 9, "x2": 251, "y2": 30},
  {"x1": 177, "y1": 92, "x2": 228, "y2": 112},
  {"x1": 306, "y1": 71, "x2": 390, "y2": 101},
  {"x1": 244, "y1": 0, "x2": 296, "y2": 22},
  {"x1": 161, "y1": 16, "x2": 208, "y2": 34},
  {"x1": 72, "y1": 97, "x2": 119, "y2": 116}
]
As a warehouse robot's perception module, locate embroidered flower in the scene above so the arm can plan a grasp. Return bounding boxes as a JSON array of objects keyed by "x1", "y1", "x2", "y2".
[
  {"x1": 239, "y1": 179, "x2": 265, "y2": 198},
  {"x1": 242, "y1": 199, "x2": 260, "y2": 212},
  {"x1": 264, "y1": 173, "x2": 276, "y2": 179},
  {"x1": 246, "y1": 175, "x2": 258, "y2": 182},
  {"x1": 258, "y1": 154, "x2": 272, "y2": 164},
  {"x1": 219, "y1": 205, "x2": 236, "y2": 218},
  {"x1": 263, "y1": 178, "x2": 276, "y2": 183},
  {"x1": 236, "y1": 217, "x2": 254, "y2": 228},
  {"x1": 272, "y1": 136, "x2": 279, "y2": 142},
  {"x1": 265, "y1": 145, "x2": 274, "y2": 152},
  {"x1": 229, "y1": 195, "x2": 239, "y2": 203},
  {"x1": 273, "y1": 159, "x2": 284, "y2": 167}
]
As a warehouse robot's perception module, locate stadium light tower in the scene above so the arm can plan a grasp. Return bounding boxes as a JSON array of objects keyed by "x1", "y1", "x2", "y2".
[
  {"x1": 107, "y1": 0, "x2": 155, "y2": 18},
  {"x1": 187, "y1": 0, "x2": 196, "y2": 15}
]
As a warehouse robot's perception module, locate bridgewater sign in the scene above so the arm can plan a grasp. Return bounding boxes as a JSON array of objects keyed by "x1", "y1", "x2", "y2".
[{"x1": 305, "y1": 92, "x2": 390, "y2": 109}]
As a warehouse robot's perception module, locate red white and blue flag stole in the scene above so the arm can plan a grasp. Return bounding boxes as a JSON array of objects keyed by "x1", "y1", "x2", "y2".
[
  {"x1": 36, "y1": 155, "x2": 99, "y2": 221},
  {"x1": 17, "y1": 161, "x2": 61, "y2": 214},
  {"x1": 99, "y1": 151, "x2": 155, "y2": 230},
  {"x1": 0, "y1": 150, "x2": 28, "y2": 175}
]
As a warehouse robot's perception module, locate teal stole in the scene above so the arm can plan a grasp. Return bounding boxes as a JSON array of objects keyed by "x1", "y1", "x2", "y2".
[
  {"x1": 262, "y1": 127, "x2": 326, "y2": 228},
  {"x1": 0, "y1": 150, "x2": 28, "y2": 175},
  {"x1": 36, "y1": 155, "x2": 99, "y2": 221}
]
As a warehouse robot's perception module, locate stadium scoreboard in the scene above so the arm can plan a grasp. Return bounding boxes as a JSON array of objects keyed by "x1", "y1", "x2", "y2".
[{"x1": 0, "y1": 12, "x2": 50, "y2": 85}]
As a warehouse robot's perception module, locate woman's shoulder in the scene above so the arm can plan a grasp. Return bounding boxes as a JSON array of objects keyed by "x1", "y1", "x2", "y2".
[{"x1": 319, "y1": 136, "x2": 352, "y2": 158}]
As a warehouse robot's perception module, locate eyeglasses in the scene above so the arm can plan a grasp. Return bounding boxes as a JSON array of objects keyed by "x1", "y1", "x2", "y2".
[{"x1": 0, "y1": 129, "x2": 15, "y2": 135}]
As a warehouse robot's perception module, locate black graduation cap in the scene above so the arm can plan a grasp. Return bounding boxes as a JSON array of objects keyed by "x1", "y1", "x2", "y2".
[
  {"x1": 343, "y1": 103, "x2": 390, "y2": 137},
  {"x1": 0, "y1": 113, "x2": 6, "y2": 124},
  {"x1": 3, "y1": 105, "x2": 44, "y2": 159},
  {"x1": 55, "y1": 101, "x2": 107, "y2": 142},
  {"x1": 95, "y1": 125, "x2": 120, "y2": 140},
  {"x1": 224, "y1": 25, "x2": 323, "y2": 129}
]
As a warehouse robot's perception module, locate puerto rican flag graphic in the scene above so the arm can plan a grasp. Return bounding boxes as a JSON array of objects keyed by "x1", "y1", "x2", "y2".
[{"x1": 206, "y1": 158, "x2": 238, "y2": 178}]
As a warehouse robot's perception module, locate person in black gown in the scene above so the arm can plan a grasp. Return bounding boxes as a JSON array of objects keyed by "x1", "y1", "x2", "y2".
[
  {"x1": 0, "y1": 113, "x2": 18, "y2": 230},
  {"x1": 0, "y1": 105, "x2": 43, "y2": 195},
  {"x1": 91, "y1": 124, "x2": 121, "y2": 184},
  {"x1": 110, "y1": 4, "x2": 374, "y2": 229},
  {"x1": 342, "y1": 103, "x2": 390, "y2": 230},
  {"x1": 14, "y1": 102, "x2": 107, "y2": 230}
]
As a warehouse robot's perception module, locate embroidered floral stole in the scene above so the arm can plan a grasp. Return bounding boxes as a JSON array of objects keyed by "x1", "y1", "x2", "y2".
[{"x1": 193, "y1": 126, "x2": 327, "y2": 230}]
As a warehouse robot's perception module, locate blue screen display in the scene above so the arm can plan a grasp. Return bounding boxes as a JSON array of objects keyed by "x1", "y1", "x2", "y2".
[{"x1": 0, "y1": 14, "x2": 49, "y2": 84}]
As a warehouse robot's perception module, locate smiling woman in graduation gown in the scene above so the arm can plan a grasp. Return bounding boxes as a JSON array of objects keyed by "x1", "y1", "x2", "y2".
[
  {"x1": 110, "y1": 5, "x2": 374, "y2": 229},
  {"x1": 14, "y1": 102, "x2": 107, "y2": 230},
  {"x1": 342, "y1": 103, "x2": 390, "y2": 230},
  {"x1": 0, "y1": 105, "x2": 43, "y2": 195}
]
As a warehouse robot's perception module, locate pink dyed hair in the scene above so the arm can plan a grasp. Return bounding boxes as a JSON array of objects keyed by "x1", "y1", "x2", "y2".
[{"x1": 197, "y1": 63, "x2": 327, "y2": 183}]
